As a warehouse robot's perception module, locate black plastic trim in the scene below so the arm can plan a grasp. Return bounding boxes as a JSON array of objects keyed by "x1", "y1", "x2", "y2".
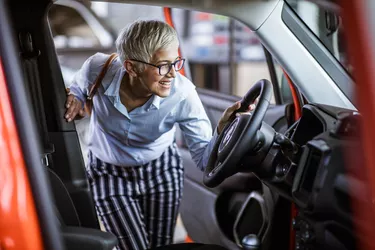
[
  {"x1": 0, "y1": 1, "x2": 63, "y2": 249},
  {"x1": 263, "y1": 46, "x2": 282, "y2": 104},
  {"x1": 281, "y1": 3, "x2": 354, "y2": 105},
  {"x1": 233, "y1": 191, "x2": 268, "y2": 247}
]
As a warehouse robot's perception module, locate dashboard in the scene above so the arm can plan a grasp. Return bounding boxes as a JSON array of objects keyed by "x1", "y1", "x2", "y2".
[{"x1": 258, "y1": 104, "x2": 364, "y2": 250}]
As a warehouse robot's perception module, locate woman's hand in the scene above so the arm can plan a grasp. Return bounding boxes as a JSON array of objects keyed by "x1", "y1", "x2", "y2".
[
  {"x1": 217, "y1": 100, "x2": 256, "y2": 134},
  {"x1": 65, "y1": 94, "x2": 85, "y2": 122}
]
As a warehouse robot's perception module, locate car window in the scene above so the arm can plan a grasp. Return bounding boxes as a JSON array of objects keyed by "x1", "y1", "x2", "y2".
[
  {"x1": 50, "y1": 2, "x2": 282, "y2": 104},
  {"x1": 182, "y1": 10, "x2": 279, "y2": 103},
  {"x1": 285, "y1": 0, "x2": 352, "y2": 76},
  {"x1": 80, "y1": 4, "x2": 280, "y2": 104}
]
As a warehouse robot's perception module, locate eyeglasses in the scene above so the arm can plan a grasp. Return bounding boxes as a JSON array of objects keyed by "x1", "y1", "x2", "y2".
[{"x1": 129, "y1": 58, "x2": 185, "y2": 76}]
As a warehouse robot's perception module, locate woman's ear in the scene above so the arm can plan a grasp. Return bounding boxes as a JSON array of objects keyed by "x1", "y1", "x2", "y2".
[{"x1": 124, "y1": 60, "x2": 138, "y2": 77}]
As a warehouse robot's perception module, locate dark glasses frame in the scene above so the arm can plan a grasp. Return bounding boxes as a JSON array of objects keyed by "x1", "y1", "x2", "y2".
[{"x1": 129, "y1": 58, "x2": 185, "y2": 76}]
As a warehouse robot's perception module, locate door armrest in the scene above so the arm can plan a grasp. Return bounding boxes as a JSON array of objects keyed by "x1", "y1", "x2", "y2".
[{"x1": 62, "y1": 226, "x2": 118, "y2": 250}]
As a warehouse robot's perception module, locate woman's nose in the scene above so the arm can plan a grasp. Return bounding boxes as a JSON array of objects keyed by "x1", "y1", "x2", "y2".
[{"x1": 167, "y1": 66, "x2": 177, "y2": 78}]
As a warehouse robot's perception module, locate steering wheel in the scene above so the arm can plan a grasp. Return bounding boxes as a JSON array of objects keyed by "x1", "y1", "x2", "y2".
[{"x1": 203, "y1": 79, "x2": 273, "y2": 188}]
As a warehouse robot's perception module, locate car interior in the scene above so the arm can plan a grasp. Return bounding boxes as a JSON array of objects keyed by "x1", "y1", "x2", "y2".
[{"x1": 0, "y1": 0, "x2": 369, "y2": 250}]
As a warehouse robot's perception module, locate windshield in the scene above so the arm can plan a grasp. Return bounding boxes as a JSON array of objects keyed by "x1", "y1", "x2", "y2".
[{"x1": 285, "y1": 0, "x2": 353, "y2": 76}]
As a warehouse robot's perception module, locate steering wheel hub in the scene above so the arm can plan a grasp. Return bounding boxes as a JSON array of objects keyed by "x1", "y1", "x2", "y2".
[{"x1": 219, "y1": 117, "x2": 240, "y2": 153}]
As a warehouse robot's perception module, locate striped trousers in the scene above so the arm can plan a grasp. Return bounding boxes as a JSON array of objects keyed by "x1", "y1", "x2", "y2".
[{"x1": 86, "y1": 143, "x2": 184, "y2": 250}]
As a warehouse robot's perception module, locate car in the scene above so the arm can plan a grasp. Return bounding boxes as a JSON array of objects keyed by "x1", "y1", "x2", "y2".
[{"x1": 0, "y1": 0, "x2": 374, "y2": 250}]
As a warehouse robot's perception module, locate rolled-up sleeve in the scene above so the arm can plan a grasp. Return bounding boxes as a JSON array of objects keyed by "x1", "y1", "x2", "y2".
[{"x1": 177, "y1": 89, "x2": 218, "y2": 171}]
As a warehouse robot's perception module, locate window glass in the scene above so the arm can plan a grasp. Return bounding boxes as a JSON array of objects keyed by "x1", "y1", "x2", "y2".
[
  {"x1": 89, "y1": 4, "x2": 279, "y2": 102},
  {"x1": 180, "y1": 10, "x2": 278, "y2": 103},
  {"x1": 285, "y1": 0, "x2": 353, "y2": 75},
  {"x1": 50, "y1": 2, "x2": 279, "y2": 104}
]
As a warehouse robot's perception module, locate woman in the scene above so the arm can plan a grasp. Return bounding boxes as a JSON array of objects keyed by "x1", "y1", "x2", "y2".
[{"x1": 65, "y1": 20, "x2": 243, "y2": 250}]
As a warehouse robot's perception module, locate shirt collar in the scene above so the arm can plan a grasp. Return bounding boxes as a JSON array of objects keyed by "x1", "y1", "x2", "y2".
[
  {"x1": 104, "y1": 67, "x2": 163, "y2": 109},
  {"x1": 151, "y1": 95, "x2": 161, "y2": 109}
]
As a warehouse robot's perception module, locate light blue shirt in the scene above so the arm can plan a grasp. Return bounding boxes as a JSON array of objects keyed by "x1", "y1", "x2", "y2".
[{"x1": 69, "y1": 53, "x2": 217, "y2": 170}]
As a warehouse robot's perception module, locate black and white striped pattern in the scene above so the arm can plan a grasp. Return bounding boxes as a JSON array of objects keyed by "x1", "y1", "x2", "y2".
[{"x1": 86, "y1": 143, "x2": 184, "y2": 250}]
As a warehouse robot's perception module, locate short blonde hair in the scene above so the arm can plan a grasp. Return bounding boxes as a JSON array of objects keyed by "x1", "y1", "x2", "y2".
[{"x1": 116, "y1": 20, "x2": 179, "y2": 70}]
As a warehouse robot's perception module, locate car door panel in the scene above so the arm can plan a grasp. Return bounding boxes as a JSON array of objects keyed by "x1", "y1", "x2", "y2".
[{"x1": 179, "y1": 88, "x2": 289, "y2": 248}]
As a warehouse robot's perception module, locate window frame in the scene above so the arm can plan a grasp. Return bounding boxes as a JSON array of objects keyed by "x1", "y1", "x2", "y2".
[{"x1": 281, "y1": 2, "x2": 354, "y2": 105}]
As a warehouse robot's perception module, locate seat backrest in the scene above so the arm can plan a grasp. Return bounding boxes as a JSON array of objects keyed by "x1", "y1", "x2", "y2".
[
  {"x1": 47, "y1": 168, "x2": 118, "y2": 250},
  {"x1": 46, "y1": 167, "x2": 81, "y2": 227}
]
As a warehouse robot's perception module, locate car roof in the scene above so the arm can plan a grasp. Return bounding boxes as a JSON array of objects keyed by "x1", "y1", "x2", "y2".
[{"x1": 92, "y1": 0, "x2": 279, "y2": 31}]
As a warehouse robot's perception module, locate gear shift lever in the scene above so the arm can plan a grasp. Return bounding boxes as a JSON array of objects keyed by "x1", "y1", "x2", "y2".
[{"x1": 242, "y1": 234, "x2": 260, "y2": 250}]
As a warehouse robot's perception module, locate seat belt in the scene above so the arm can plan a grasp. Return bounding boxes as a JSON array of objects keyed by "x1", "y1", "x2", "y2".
[{"x1": 19, "y1": 31, "x2": 54, "y2": 167}]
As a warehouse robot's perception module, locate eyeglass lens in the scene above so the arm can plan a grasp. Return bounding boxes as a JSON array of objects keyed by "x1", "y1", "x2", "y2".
[{"x1": 159, "y1": 59, "x2": 185, "y2": 75}]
